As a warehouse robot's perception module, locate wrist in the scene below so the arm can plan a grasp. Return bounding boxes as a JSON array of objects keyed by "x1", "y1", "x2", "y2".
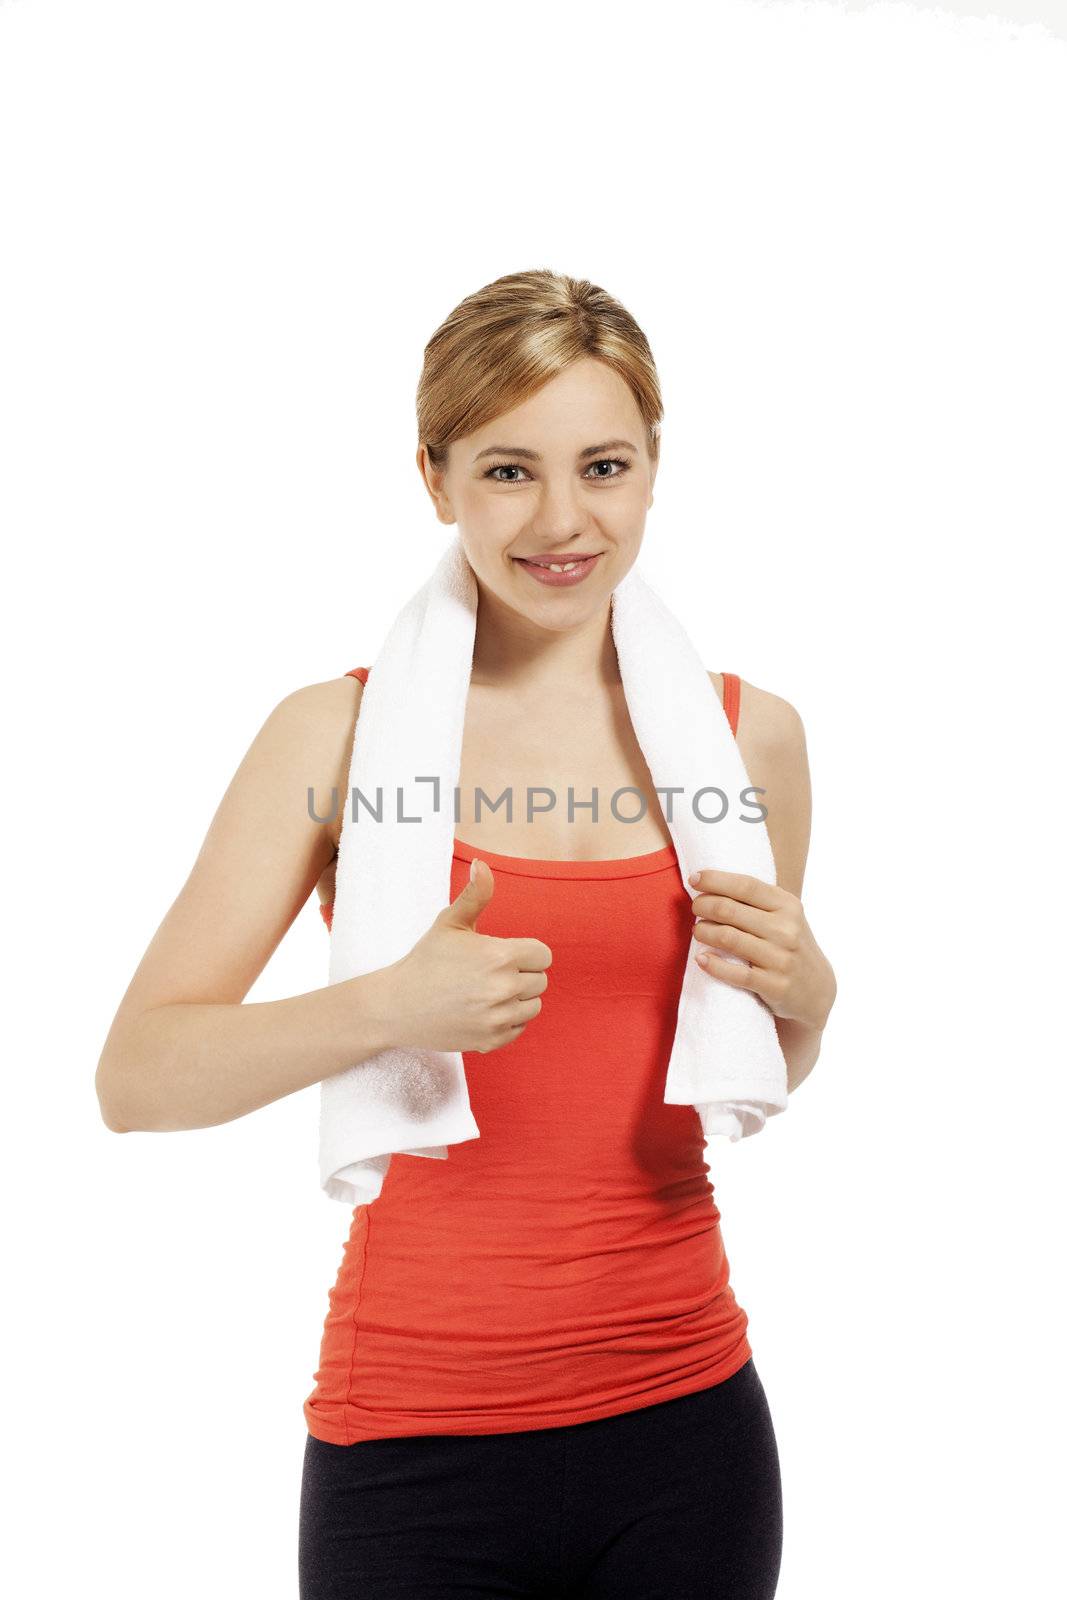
[
  {"x1": 801, "y1": 967, "x2": 837, "y2": 1034},
  {"x1": 346, "y1": 962, "x2": 403, "y2": 1057}
]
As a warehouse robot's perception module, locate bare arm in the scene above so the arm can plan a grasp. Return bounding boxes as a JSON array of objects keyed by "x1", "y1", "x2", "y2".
[{"x1": 95, "y1": 674, "x2": 394, "y2": 1133}]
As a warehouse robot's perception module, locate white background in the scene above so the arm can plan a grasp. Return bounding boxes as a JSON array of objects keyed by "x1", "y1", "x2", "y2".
[{"x1": 2, "y1": 1, "x2": 1064, "y2": 1595}]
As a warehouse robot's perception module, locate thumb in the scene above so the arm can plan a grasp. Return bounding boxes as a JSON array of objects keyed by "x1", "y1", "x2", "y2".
[{"x1": 441, "y1": 856, "x2": 495, "y2": 929}]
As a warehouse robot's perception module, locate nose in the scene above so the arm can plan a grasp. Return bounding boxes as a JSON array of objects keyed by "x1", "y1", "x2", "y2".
[{"x1": 529, "y1": 480, "x2": 590, "y2": 546}]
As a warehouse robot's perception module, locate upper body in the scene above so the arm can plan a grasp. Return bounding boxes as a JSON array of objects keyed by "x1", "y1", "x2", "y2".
[{"x1": 96, "y1": 337, "x2": 835, "y2": 1133}]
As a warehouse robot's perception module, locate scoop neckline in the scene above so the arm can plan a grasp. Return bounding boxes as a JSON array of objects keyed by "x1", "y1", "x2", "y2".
[{"x1": 450, "y1": 833, "x2": 678, "y2": 880}]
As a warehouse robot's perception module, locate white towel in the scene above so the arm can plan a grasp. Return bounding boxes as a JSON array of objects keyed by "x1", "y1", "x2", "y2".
[{"x1": 320, "y1": 534, "x2": 788, "y2": 1206}]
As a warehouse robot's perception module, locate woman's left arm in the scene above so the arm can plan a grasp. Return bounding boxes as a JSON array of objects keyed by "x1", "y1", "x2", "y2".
[{"x1": 691, "y1": 678, "x2": 836, "y2": 1095}]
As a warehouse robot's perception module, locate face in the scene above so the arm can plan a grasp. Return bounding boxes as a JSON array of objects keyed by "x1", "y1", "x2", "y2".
[{"x1": 417, "y1": 357, "x2": 656, "y2": 633}]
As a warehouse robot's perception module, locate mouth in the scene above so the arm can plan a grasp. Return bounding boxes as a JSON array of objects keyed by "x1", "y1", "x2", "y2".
[{"x1": 511, "y1": 552, "x2": 604, "y2": 588}]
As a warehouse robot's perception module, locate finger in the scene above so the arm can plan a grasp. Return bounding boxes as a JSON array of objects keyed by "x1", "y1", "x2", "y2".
[
  {"x1": 692, "y1": 946, "x2": 759, "y2": 989},
  {"x1": 692, "y1": 919, "x2": 786, "y2": 971},
  {"x1": 691, "y1": 892, "x2": 774, "y2": 940},
  {"x1": 497, "y1": 994, "x2": 544, "y2": 1027},
  {"x1": 687, "y1": 869, "x2": 781, "y2": 911},
  {"x1": 506, "y1": 936, "x2": 553, "y2": 972},
  {"x1": 442, "y1": 858, "x2": 495, "y2": 929}
]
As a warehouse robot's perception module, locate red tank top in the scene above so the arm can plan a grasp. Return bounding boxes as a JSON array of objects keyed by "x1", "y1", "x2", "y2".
[{"x1": 304, "y1": 668, "x2": 752, "y2": 1445}]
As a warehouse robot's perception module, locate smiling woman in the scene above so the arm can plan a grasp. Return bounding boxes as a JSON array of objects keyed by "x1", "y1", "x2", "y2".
[{"x1": 96, "y1": 266, "x2": 832, "y2": 1600}]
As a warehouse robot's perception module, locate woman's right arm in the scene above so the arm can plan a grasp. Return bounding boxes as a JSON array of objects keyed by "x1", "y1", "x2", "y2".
[{"x1": 94, "y1": 673, "x2": 396, "y2": 1134}]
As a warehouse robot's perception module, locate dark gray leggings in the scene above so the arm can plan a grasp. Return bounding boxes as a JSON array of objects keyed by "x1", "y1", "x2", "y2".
[{"x1": 299, "y1": 1356, "x2": 783, "y2": 1598}]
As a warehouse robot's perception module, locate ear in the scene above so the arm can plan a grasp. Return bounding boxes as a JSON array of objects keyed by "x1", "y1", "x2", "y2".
[{"x1": 415, "y1": 442, "x2": 454, "y2": 524}]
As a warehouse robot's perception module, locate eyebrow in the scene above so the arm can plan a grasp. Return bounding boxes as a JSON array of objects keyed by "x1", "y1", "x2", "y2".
[{"x1": 473, "y1": 438, "x2": 639, "y2": 462}]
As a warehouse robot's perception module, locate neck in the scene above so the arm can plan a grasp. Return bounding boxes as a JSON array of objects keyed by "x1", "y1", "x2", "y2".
[{"x1": 469, "y1": 584, "x2": 621, "y2": 695}]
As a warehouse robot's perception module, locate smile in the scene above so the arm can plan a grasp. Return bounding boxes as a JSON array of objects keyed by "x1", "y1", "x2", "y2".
[{"x1": 511, "y1": 552, "x2": 603, "y2": 587}]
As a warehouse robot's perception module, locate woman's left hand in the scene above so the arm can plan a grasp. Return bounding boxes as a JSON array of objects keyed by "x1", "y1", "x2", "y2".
[{"x1": 687, "y1": 869, "x2": 836, "y2": 1031}]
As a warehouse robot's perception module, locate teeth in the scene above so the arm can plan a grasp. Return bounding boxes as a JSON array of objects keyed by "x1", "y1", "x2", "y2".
[{"x1": 539, "y1": 560, "x2": 581, "y2": 572}]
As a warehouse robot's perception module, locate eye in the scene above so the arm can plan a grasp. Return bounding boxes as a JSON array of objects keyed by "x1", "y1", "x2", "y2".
[
  {"x1": 586, "y1": 457, "x2": 631, "y2": 480},
  {"x1": 482, "y1": 457, "x2": 632, "y2": 483}
]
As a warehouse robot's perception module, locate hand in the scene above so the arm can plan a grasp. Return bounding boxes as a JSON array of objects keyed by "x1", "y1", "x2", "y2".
[
  {"x1": 687, "y1": 869, "x2": 836, "y2": 1031},
  {"x1": 382, "y1": 859, "x2": 553, "y2": 1055}
]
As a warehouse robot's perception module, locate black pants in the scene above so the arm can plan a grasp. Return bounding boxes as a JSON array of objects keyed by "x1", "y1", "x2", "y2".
[{"x1": 299, "y1": 1356, "x2": 783, "y2": 1598}]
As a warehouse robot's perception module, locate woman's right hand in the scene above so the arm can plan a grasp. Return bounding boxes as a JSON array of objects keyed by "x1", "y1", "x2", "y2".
[{"x1": 380, "y1": 859, "x2": 552, "y2": 1055}]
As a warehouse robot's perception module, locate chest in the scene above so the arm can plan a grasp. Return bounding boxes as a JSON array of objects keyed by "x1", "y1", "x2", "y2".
[{"x1": 454, "y1": 685, "x2": 672, "y2": 859}]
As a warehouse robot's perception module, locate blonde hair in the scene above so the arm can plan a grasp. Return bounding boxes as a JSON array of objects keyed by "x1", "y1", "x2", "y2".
[{"x1": 416, "y1": 268, "x2": 663, "y2": 472}]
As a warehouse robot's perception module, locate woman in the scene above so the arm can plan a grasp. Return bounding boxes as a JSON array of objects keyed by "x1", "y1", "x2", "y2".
[{"x1": 96, "y1": 269, "x2": 836, "y2": 1599}]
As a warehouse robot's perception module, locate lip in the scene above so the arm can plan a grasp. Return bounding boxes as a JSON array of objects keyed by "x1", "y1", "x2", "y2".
[{"x1": 512, "y1": 552, "x2": 604, "y2": 588}]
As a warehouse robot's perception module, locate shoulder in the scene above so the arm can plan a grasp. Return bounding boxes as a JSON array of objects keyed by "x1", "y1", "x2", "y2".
[
  {"x1": 708, "y1": 670, "x2": 805, "y2": 762},
  {"x1": 269, "y1": 670, "x2": 365, "y2": 726},
  {"x1": 256, "y1": 672, "x2": 365, "y2": 760}
]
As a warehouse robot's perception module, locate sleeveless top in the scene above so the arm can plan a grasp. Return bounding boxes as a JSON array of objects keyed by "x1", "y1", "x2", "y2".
[{"x1": 304, "y1": 668, "x2": 752, "y2": 1445}]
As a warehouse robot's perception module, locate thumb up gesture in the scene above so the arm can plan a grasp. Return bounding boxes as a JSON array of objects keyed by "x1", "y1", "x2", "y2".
[{"x1": 384, "y1": 858, "x2": 552, "y2": 1055}]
